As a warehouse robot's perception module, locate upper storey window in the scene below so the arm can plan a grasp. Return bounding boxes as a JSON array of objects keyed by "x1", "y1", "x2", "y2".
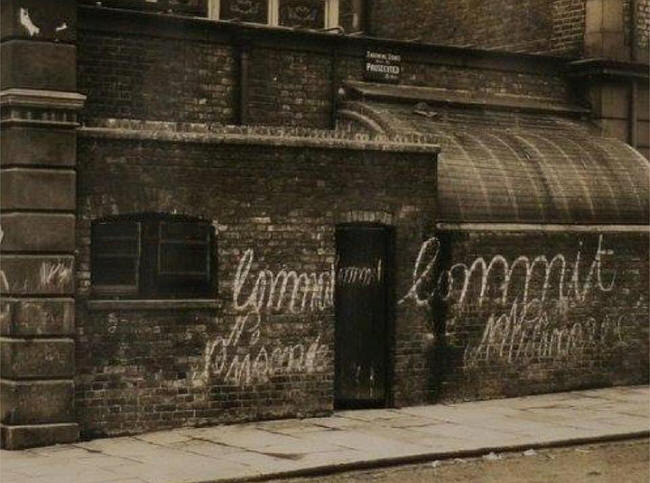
[
  {"x1": 212, "y1": 0, "x2": 339, "y2": 29},
  {"x1": 83, "y1": 0, "x2": 341, "y2": 29},
  {"x1": 81, "y1": 0, "x2": 208, "y2": 16}
]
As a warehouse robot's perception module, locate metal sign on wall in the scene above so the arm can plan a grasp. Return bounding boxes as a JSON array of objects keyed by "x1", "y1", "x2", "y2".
[{"x1": 364, "y1": 50, "x2": 401, "y2": 83}]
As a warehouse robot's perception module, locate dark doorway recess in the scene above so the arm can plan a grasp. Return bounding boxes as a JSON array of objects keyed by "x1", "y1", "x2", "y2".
[{"x1": 334, "y1": 223, "x2": 394, "y2": 409}]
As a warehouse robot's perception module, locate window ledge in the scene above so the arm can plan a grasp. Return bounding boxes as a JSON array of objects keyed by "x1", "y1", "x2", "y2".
[{"x1": 87, "y1": 299, "x2": 221, "y2": 311}]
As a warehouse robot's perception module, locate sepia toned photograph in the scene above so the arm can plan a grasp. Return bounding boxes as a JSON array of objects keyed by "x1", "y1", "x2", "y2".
[{"x1": 0, "y1": 0, "x2": 648, "y2": 481}]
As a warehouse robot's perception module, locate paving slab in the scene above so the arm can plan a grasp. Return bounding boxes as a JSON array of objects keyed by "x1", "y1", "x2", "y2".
[{"x1": 0, "y1": 385, "x2": 647, "y2": 483}]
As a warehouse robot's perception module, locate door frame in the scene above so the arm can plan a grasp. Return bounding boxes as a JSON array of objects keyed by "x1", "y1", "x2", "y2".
[{"x1": 333, "y1": 222, "x2": 396, "y2": 409}]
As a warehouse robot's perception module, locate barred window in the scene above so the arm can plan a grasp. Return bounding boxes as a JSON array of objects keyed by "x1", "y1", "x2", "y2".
[
  {"x1": 212, "y1": 0, "x2": 339, "y2": 29},
  {"x1": 92, "y1": 215, "x2": 214, "y2": 298}
]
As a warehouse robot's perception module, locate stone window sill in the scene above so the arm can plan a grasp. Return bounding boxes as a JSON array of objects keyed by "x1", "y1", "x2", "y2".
[{"x1": 86, "y1": 299, "x2": 221, "y2": 311}]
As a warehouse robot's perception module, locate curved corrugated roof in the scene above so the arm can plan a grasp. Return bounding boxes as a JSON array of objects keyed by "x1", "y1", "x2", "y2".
[{"x1": 338, "y1": 95, "x2": 649, "y2": 225}]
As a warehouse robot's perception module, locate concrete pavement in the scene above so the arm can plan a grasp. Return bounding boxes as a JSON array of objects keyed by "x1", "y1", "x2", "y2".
[{"x1": 1, "y1": 385, "x2": 648, "y2": 483}]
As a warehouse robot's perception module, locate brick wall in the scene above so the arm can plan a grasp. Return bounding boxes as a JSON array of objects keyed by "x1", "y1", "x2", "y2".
[
  {"x1": 247, "y1": 47, "x2": 333, "y2": 127},
  {"x1": 632, "y1": 0, "x2": 650, "y2": 54},
  {"x1": 550, "y1": 0, "x2": 585, "y2": 56},
  {"x1": 78, "y1": 30, "x2": 236, "y2": 124},
  {"x1": 71, "y1": 8, "x2": 649, "y2": 440},
  {"x1": 397, "y1": 63, "x2": 570, "y2": 101},
  {"x1": 639, "y1": 0, "x2": 650, "y2": 49},
  {"x1": 74, "y1": 130, "x2": 437, "y2": 437},
  {"x1": 77, "y1": 12, "x2": 572, "y2": 130},
  {"x1": 370, "y1": 0, "x2": 587, "y2": 57},
  {"x1": 397, "y1": 230, "x2": 650, "y2": 401}
]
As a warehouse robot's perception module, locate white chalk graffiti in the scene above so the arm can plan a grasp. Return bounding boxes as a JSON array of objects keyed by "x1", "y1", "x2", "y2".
[
  {"x1": 0, "y1": 226, "x2": 8, "y2": 292},
  {"x1": 19, "y1": 8, "x2": 40, "y2": 37},
  {"x1": 194, "y1": 249, "x2": 331, "y2": 387},
  {"x1": 0, "y1": 303, "x2": 11, "y2": 326},
  {"x1": 400, "y1": 235, "x2": 616, "y2": 310},
  {"x1": 463, "y1": 298, "x2": 625, "y2": 367},
  {"x1": 233, "y1": 249, "x2": 334, "y2": 315},
  {"x1": 39, "y1": 261, "x2": 72, "y2": 291},
  {"x1": 336, "y1": 259, "x2": 382, "y2": 287},
  {"x1": 399, "y1": 235, "x2": 624, "y2": 368},
  {"x1": 193, "y1": 312, "x2": 327, "y2": 387}
]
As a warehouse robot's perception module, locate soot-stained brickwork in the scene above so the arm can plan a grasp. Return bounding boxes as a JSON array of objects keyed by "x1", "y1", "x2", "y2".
[
  {"x1": 4, "y1": 0, "x2": 649, "y2": 450},
  {"x1": 247, "y1": 47, "x2": 332, "y2": 127},
  {"x1": 550, "y1": 0, "x2": 585, "y2": 56},
  {"x1": 397, "y1": 230, "x2": 650, "y2": 401},
  {"x1": 369, "y1": 0, "x2": 561, "y2": 55},
  {"x1": 77, "y1": 13, "x2": 571, "y2": 130},
  {"x1": 628, "y1": 0, "x2": 650, "y2": 53},
  {"x1": 74, "y1": 132, "x2": 437, "y2": 437},
  {"x1": 369, "y1": 0, "x2": 648, "y2": 58},
  {"x1": 370, "y1": 0, "x2": 649, "y2": 58},
  {"x1": 78, "y1": 30, "x2": 236, "y2": 124}
]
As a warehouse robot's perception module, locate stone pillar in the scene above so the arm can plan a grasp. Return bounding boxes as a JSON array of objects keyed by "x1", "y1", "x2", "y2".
[
  {"x1": 571, "y1": 0, "x2": 649, "y2": 160},
  {"x1": 0, "y1": 0, "x2": 84, "y2": 449},
  {"x1": 585, "y1": 0, "x2": 628, "y2": 61}
]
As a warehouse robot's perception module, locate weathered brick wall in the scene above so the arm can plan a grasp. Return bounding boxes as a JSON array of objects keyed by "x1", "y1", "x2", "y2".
[
  {"x1": 370, "y1": 0, "x2": 587, "y2": 57},
  {"x1": 629, "y1": 0, "x2": 650, "y2": 54},
  {"x1": 550, "y1": 0, "x2": 585, "y2": 56},
  {"x1": 74, "y1": 131, "x2": 437, "y2": 437},
  {"x1": 397, "y1": 230, "x2": 650, "y2": 401},
  {"x1": 639, "y1": 0, "x2": 650, "y2": 50},
  {"x1": 247, "y1": 47, "x2": 333, "y2": 127},
  {"x1": 77, "y1": 13, "x2": 572, "y2": 130},
  {"x1": 77, "y1": 30, "x2": 236, "y2": 124},
  {"x1": 397, "y1": 63, "x2": 570, "y2": 101}
]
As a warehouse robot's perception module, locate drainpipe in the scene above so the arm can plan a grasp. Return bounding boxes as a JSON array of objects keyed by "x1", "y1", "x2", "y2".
[
  {"x1": 627, "y1": 0, "x2": 638, "y2": 148},
  {"x1": 631, "y1": 0, "x2": 638, "y2": 62},
  {"x1": 629, "y1": 79, "x2": 638, "y2": 148},
  {"x1": 237, "y1": 39, "x2": 250, "y2": 125},
  {"x1": 330, "y1": 43, "x2": 339, "y2": 129}
]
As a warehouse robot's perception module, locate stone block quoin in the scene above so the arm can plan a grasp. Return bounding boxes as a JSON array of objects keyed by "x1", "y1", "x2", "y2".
[{"x1": 0, "y1": 0, "x2": 84, "y2": 450}]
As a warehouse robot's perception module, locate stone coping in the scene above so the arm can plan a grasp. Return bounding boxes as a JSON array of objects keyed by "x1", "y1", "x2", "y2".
[
  {"x1": 342, "y1": 81, "x2": 591, "y2": 116},
  {"x1": 78, "y1": 119, "x2": 441, "y2": 153},
  {"x1": 0, "y1": 89, "x2": 86, "y2": 110}
]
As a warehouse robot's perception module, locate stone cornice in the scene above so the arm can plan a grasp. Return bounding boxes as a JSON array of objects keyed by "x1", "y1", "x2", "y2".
[
  {"x1": 565, "y1": 58, "x2": 650, "y2": 81},
  {"x1": 0, "y1": 89, "x2": 86, "y2": 110},
  {"x1": 0, "y1": 89, "x2": 86, "y2": 128}
]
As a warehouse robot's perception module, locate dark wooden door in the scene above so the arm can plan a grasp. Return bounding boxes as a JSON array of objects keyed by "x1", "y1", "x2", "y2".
[{"x1": 335, "y1": 224, "x2": 393, "y2": 409}]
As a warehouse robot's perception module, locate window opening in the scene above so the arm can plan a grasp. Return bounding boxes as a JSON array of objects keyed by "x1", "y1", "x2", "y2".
[
  {"x1": 92, "y1": 214, "x2": 213, "y2": 299},
  {"x1": 211, "y1": 0, "x2": 339, "y2": 29},
  {"x1": 80, "y1": 0, "x2": 208, "y2": 16}
]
